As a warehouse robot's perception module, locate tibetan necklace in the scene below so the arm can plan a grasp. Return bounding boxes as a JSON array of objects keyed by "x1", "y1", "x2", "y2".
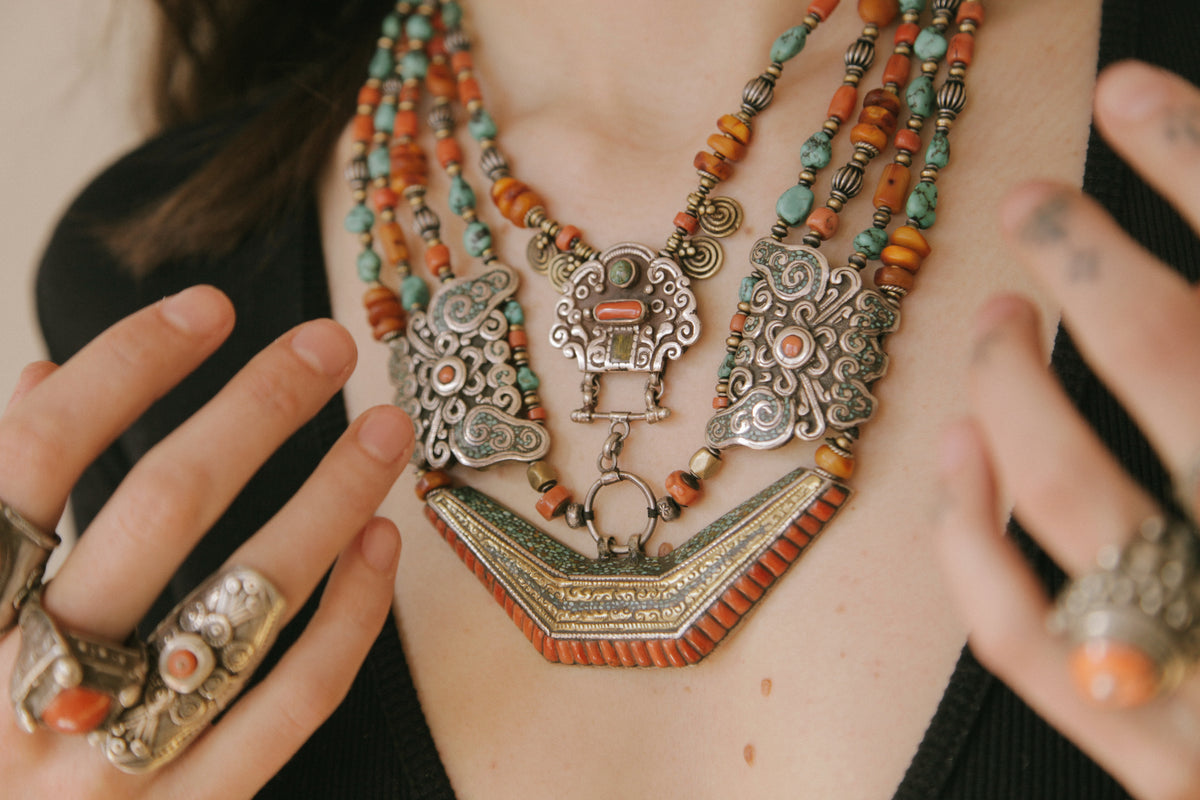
[{"x1": 344, "y1": 0, "x2": 983, "y2": 666}]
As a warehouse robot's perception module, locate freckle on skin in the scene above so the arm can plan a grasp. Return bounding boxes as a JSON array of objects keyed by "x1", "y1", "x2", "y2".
[
  {"x1": 761, "y1": 678, "x2": 772, "y2": 697},
  {"x1": 744, "y1": 744, "x2": 756, "y2": 766}
]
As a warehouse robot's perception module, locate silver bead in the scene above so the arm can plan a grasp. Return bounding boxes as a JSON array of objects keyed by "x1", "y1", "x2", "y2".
[
  {"x1": 741, "y1": 74, "x2": 776, "y2": 113},
  {"x1": 565, "y1": 502, "x2": 586, "y2": 529},
  {"x1": 844, "y1": 37, "x2": 876, "y2": 73},
  {"x1": 480, "y1": 147, "x2": 509, "y2": 181},
  {"x1": 937, "y1": 78, "x2": 966, "y2": 115},
  {"x1": 656, "y1": 496, "x2": 681, "y2": 522}
]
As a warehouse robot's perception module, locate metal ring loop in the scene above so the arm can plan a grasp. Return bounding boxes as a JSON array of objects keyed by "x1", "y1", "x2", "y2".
[{"x1": 582, "y1": 469, "x2": 659, "y2": 556}]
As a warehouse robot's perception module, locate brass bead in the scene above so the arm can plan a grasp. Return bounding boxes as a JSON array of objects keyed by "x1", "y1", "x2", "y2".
[
  {"x1": 689, "y1": 447, "x2": 723, "y2": 480},
  {"x1": 526, "y1": 460, "x2": 558, "y2": 493}
]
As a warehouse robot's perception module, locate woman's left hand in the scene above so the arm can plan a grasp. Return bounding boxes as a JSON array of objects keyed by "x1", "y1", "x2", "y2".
[{"x1": 937, "y1": 60, "x2": 1200, "y2": 800}]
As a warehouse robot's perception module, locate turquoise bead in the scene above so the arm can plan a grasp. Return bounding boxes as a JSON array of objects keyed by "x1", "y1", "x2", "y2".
[
  {"x1": 368, "y1": 48, "x2": 394, "y2": 80},
  {"x1": 343, "y1": 204, "x2": 374, "y2": 233},
  {"x1": 504, "y1": 300, "x2": 524, "y2": 326},
  {"x1": 899, "y1": 0, "x2": 926, "y2": 11},
  {"x1": 381, "y1": 13, "x2": 402, "y2": 39},
  {"x1": 914, "y1": 27, "x2": 948, "y2": 61},
  {"x1": 401, "y1": 275, "x2": 430, "y2": 310},
  {"x1": 906, "y1": 76, "x2": 934, "y2": 117},
  {"x1": 400, "y1": 50, "x2": 428, "y2": 81},
  {"x1": 367, "y1": 147, "x2": 391, "y2": 179},
  {"x1": 853, "y1": 227, "x2": 889, "y2": 259},
  {"x1": 441, "y1": 2, "x2": 463, "y2": 27},
  {"x1": 357, "y1": 250, "x2": 382, "y2": 282},
  {"x1": 799, "y1": 131, "x2": 832, "y2": 170},
  {"x1": 926, "y1": 132, "x2": 950, "y2": 168},
  {"x1": 404, "y1": 14, "x2": 434, "y2": 41},
  {"x1": 906, "y1": 182, "x2": 938, "y2": 229},
  {"x1": 448, "y1": 176, "x2": 476, "y2": 215},
  {"x1": 373, "y1": 102, "x2": 396, "y2": 134},
  {"x1": 776, "y1": 184, "x2": 815, "y2": 227},
  {"x1": 739, "y1": 276, "x2": 760, "y2": 303},
  {"x1": 770, "y1": 25, "x2": 809, "y2": 63},
  {"x1": 517, "y1": 366, "x2": 540, "y2": 392},
  {"x1": 717, "y1": 353, "x2": 735, "y2": 379},
  {"x1": 468, "y1": 109, "x2": 497, "y2": 141},
  {"x1": 464, "y1": 221, "x2": 492, "y2": 257}
]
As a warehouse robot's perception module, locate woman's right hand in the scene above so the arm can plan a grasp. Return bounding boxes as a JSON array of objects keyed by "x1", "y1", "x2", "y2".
[{"x1": 0, "y1": 285, "x2": 412, "y2": 797}]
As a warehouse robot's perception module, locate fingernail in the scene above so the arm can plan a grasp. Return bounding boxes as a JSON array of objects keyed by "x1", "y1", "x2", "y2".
[
  {"x1": 1100, "y1": 62, "x2": 1170, "y2": 121},
  {"x1": 160, "y1": 286, "x2": 227, "y2": 334},
  {"x1": 357, "y1": 407, "x2": 413, "y2": 463},
  {"x1": 291, "y1": 322, "x2": 355, "y2": 376},
  {"x1": 360, "y1": 521, "x2": 400, "y2": 573}
]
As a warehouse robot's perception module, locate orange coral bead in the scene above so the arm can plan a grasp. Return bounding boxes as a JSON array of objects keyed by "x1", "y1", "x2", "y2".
[
  {"x1": 717, "y1": 113, "x2": 752, "y2": 144},
  {"x1": 890, "y1": 225, "x2": 931, "y2": 257},
  {"x1": 894, "y1": 22, "x2": 920, "y2": 46},
  {"x1": 1069, "y1": 639, "x2": 1160, "y2": 708},
  {"x1": 956, "y1": 1, "x2": 985, "y2": 25},
  {"x1": 881, "y1": 244, "x2": 923, "y2": 272},
  {"x1": 450, "y1": 51, "x2": 473, "y2": 74},
  {"x1": 435, "y1": 137, "x2": 462, "y2": 168},
  {"x1": 707, "y1": 132, "x2": 748, "y2": 162},
  {"x1": 507, "y1": 189, "x2": 543, "y2": 227},
  {"x1": 424, "y1": 243, "x2": 451, "y2": 273},
  {"x1": 894, "y1": 128, "x2": 921, "y2": 154},
  {"x1": 351, "y1": 114, "x2": 374, "y2": 144},
  {"x1": 665, "y1": 470, "x2": 702, "y2": 507},
  {"x1": 357, "y1": 85, "x2": 382, "y2": 107},
  {"x1": 712, "y1": 396, "x2": 730, "y2": 409},
  {"x1": 426, "y1": 62, "x2": 456, "y2": 98},
  {"x1": 857, "y1": 0, "x2": 898, "y2": 27},
  {"x1": 850, "y1": 123, "x2": 888, "y2": 151},
  {"x1": 457, "y1": 76, "x2": 482, "y2": 105},
  {"x1": 372, "y1": 187, "x2": 399, "y2": 211},
  {"x1": 528, "y1": 406, "x2": 548, "y2": 421},
  {"x1": 415, "y1": 470, "x2": 452, "y2": 500},
  {"x1": 875, "y1": 265, "x2": 915, "y2": 291},
  {"x1": 828, "y1": 85, "x2": 858, "y2": 123},
  {"x1": 395, "y1": 110, "x2": 418, "y2": 138},
  {"x1": 807, "y1": 0, "x2": 840, "y2": 20},
  {"x1": 872, "y1": 163, "x2": 911, "y2": 213},
  {"x1": 41, "y1": 687, "x2": 111, "y2": 734},
  {"x1": 508, "y1": 328, "x2": 528, "y2": 348},
  {"x1": 536, "y1": 485, "x2": 572, "y2": 521},
  {"x1": 399, "y1": 82, "x2": 422, "y2": 104},
  {"x1": 948, "y1": 33, "x2": 975, "y2": 66},
  {"x1": 555, "y1": 224, "x2": 582, "y2": 251},
  {"x1": 673, "y1": 211, "x2": 699, "y2": 235},
  {"x1": 815, "y1": 444, "x2": 855, "y2": 479},
  {"x1": 693, "y1": 151, "x2": 733, "y2": 181},
  {"x1": 882, "y1": 52, "x2": 911, "y2": 88},
  {"x1": 428, "y1": 35, "x2": 447, "y2": 58},
  {"x1": 806, "y1": 207, "x2": 839, "y2": 240},
  {"x1": 729, "y1": 312, "x2": 747, "y2": 333},
  {"x1": 377, "y1": 221, "x2": 409, "y2": 264}
]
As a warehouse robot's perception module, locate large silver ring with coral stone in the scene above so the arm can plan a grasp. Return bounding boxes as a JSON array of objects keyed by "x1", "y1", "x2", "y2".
[
  {"x1": 98, "y1": 565, "x2": 285, "y2": 773},
  {"x1": 0, "y1": 499, "x2": 60, "y2": 634},
  {"x1": 10, "y1": 590, "x2": 147, "y2": 736}
]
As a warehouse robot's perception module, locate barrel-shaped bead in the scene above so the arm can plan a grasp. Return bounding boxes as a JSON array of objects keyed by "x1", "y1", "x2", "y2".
[
  {"x1": 352, "y1": 114, "x2": 373, "y2": 144},
  {"x1": 875, "y1": 265, "x2": 915, "y2": 291},
  {"x1": 863, "y1": 88, "x2": 901, "y2": 116},
  {"x1": 536, "y1": 485, "x2": 572, "y2": 521},
  {"x1": 894, "y1": 129, "x2": 921, "y2": 154},
  {"x1": 436, "y1": 137, "x2": 463, "y2": 168},
  {"x1": 555, "y1": 225, "x2": 583, "y2": 251},
  {"x1": 882, "y1": 53, "x2": 911, "y2": 88},
  {"x1": 873, "y1": 163, "x2": 911, "y2": 213},
  {"x1": 771, "y1": 25, "x2": 810, "y2": 63},
  {"x1": 858, "y1": 105, "x2": 898, "y2": 137},
  {"x1": 665, "y1": 470, "x2": 702, "y2": 507},
  {"x1": 378, "y1": 221, "x2": 409, "y2": 264},
  {"x1": 894, "y1": 22, "x2": 920, "y2": 46},
  {"x1": 674, "y1": 211, "x2": 700, "y2": 235},
  {"x1": 828, "y1": 85, "x2": 858, "y2": 123},
  {"x1": 424, "y1": 243, "x2": 452, "y2": 274},
  {"x1": 857, "y1": 0, "x2": 899, "y2": 26},
  {"x1": 689, "y1": 448, "x2": 723, "y2": 480},
  {"x1": 426, "y1": 63, "x2": 455, "y2": 99},
  {"x1": 815, "y1": 444, "x2": 855, "y2": 479},
  {"x1": 457, "y1": 76, "x2": 482, "y2": 105},
  {"x1": 948, "y1": 33, "x2": 975, "y2": 66},
  {"x1": 526, "y1": 461, "x2": 558, "y2": 493},
  {"x1": 806, "y1": 207, "x2": 840, "y2": 239},
  {"x1": 808, "y1": 0, "x2": 840, "y2": 20},
  {"x1": 956, "y1": 1, "x2": 985, "y2": 25}
]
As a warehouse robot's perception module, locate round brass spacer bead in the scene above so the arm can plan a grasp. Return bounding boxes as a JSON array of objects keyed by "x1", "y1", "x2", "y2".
[{"x1": 526, "y1": 460, "x2": 558, "y2": 493}]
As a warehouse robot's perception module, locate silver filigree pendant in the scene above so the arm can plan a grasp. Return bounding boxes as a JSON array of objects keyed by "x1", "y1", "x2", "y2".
[
  {"x1": 706, "y1": 239, "x2": 900, "y2": 451},
  {"x1": 390, "y1": 264, "x2": 551, "y2": 468}
]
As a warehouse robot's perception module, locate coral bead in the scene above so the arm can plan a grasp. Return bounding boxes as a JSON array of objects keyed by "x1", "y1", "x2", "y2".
[
  {"x1": 807, "y1": 0, "x2": 840, "y2": 20},
  {"x1": 424, "y1": 243, "x2": 452, "y2": 273},
  {"x1": 351, "y1": 114, "x2": 374, "y2": 144},
  {"x1": 815, "y1": 444, "x2": 855, "y2": 479},
  {"x1": 536, "y1": 485, "x2": 573, "y2": 521},
  {"x1": 806, "y1": 207, "x2": 839, "y2": 240},
  {"x1": 827, "y1": 85, "x2": 858, "y2": 123},
  {"x1": 435, "y1": 137, "x2": 462, "y2": 168},
  {"x1": 673, "y1": 211, "x2": 700, "y2": 235},
  {"x1": 1069, "y1": 639, "x2": 1160, "y2": 708},
  {"x1": 457, "y1": 76, "x2": 482, "y2": 104},
  {"x1": 555, "y1": 225, "x2": 582, "y2": 251},
  {"x1": 857, "y1": 0, "x2": 898, "y2": 27},
  {"x1": 450, "y1": 51, "x2": 473, "y2": 73},
  {"x1": 395, "y1": 110, "x2": 418, "y2": 138},
  {"x1": 956, "y1": 1, "x2": 985, "y2": 25},
  {"x1": 665, "y1": 470, "x2": 702, "y2": 507},
  {"x1": 894, "y1": 22, "x2": 920, "y2": 46},
  {"x1": 426, "y1": 62, "x2": 456, "y2": 98},
  {"x1": 894, "y1": 128, "x2": 921, "y2": 154},
  {"x1": 415, "y1": 470, "x2": 452, "y2": 500},
  {"x1": 42, "y1": 687, "x2": 112, "y2": 734},
  {"x1": 882, "y1": 53, "x2": 911, "y2": 88},
  {"x1": 948, "y1": 33, "x2": 975, "y2": 66},
  {"x1": 873, "y1": 163, "x2": 911, "y2": 213},
  {"x1": 357, "y1": 85, "x2": 382, "y2": 107}
]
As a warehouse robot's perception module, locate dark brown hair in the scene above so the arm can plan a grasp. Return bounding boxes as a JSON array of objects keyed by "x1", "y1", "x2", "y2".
[{"x1": 112, "y1": 0, "x2": 392, "y2": 274}]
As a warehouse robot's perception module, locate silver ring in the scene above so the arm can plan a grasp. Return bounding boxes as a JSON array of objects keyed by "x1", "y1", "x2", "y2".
[
  {"x1": 10, "y1": 590, "x2": 147, "y2": 735},
  {"x1": 0, "y1": 500, "x2": 60, "y2": 634},
  {"x1": 1050, "y1": 514, "x2": 1200, "y2": 707}
]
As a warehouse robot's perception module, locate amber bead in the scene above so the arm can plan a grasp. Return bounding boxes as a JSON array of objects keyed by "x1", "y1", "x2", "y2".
[
  {"x1": 372, "y1": 187, "x2": 399, "y2": 212},
  {"x1": 555, "y1": 224, "x2": 582, "y2": 251},
  {"x1": 395, "y1": 110, "x2": 418, "y2": 138},
  {"x1": 806, "y1": 207, "x2": 839, "y2": 240},
  {"x1": 716, "y1": 113, "x2": 751, "y2": 144},
  {"x1": 378, "y1": 221, "x2": 409, "y2": 264},
  {"x1": 693, "y1": 151, "x2": 733, "y2": 181},
  {"x1": 894, "y1": 129, "x2": 921, "y2": 154},
  {"x1": 457, "y1": 76, "x2": 483, "y2": 105},
  {"x1": 366, "y1": 295, "x2": 403, "y2": 326},
  {"x1": 956, "y1": 1, "x2": 985, "y2": 25},
  {"x1": 863, "y1": 88, "x2": 901, "y2": 116},
  {"x1": 890, "y1": 225, "x2": 931, "y2": 257},
  {"x1": 373, "y1": 316, "x2": 405, "y2": 340},
  {"x1": 872, "y1": 163, "x2": 911, "y2": 213},
  {"x1": 389, "y1": 142, "x2": 428, "y2": 190},
  {"x1": 399, "y1": 82, "x2": 422, "y2": 104},
  {"x1": 536, "y1": 484, "x2": 572, "y2": 520},
  {"x1": 358, "y1": 85, "x2": 382, "y2": 107},
  {"x1": 507, "y1": 190, "x2": 543, "y2": 227},
  {"x1": 426, "y1": 63, "x2": 456, "y2": 99},
  {"x1": 450, "y1": 51, "x2": 473, "y2": 73},
  {"x1": 688, "y1": 448, "x2": 723, "y2": 480},
  {"x1": 665, "y1": 470, "x2": 702, "y2": 507},
  {"x1": 894, "y1": 22, "x2": 920, "y2": 46},
  {"x1": 674, "y1": 211, "x2": 699, "y2": 235},
  {"x1": 707, "y1": 133, "x2": 747, "y2": 162},
  {"x1": 881, "y1": 244, "x2": 923, "y2": 272},
  {"x1": 856, "y1": 0, "x2": 898, "y2": 27},
  {"x1": 858, "y1": 105, "x2": 898, "y2": 136},
  {"x1": 363, "y1": 285, "x2": 397, "y2": 308},
  {"x1": 807, "y1": 0, "x2": 839, "y2": 20},
  {"x1": 882, "y1": 53, "x2": 911, "y2": 89},
  {"x1": 815, "y1": 444, "x2": 855, "y2": 479},
  {"x1": 875, "y1": 265, "x2": 915, "y2": 291},
  {"x1": 428, "y1": 35, "x2": 447, "y2": 58},
  {"x1": 435, "y1": 137, "x2": 462, "y2": 168},
  {"x1": 352, "y1": 114, "x2": 373, "y2": 144},
  {"x1": 1069, "y1": 639, "x2": 1159, "y2": 708},
  {"x1": 948, "y1": 33, "x2": 975, "y2": 66},
  {"x1": 493, "y1": 177, "x2": 538, "y2": 221},
  {"x1": 828, "y1": 85, "x2": 858, "y2": 123},
  {"x1": 850, "y1": 123, "x2": 888, "y2": 151},
  {"x1": 415, "y1": 470, "x2": 453, "y2": 500},
  {"x1": 424, "y1": 243, "x2": 452, "y2": 273}
]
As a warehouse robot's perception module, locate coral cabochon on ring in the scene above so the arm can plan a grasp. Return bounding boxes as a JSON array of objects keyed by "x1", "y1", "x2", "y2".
[{"x1": 1068, "y1": 638, "x2": 1162, "y2": 709}]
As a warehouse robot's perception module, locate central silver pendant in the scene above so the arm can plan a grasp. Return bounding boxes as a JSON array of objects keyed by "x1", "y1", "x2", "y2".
[{"x1": 548, "y1": 242, "x2": 700, "y2": 422}]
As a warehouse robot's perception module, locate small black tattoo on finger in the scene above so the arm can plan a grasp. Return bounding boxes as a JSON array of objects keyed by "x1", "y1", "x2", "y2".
[
  {"x1": 1164, "y1": 105, "x2": 1200, "y2": 145},
  {"x1": 1065, "y1": 248, "x2": 1101, "y2": 282},
  {"x1": 1020, "y1": 194, "x2": 1072, "y2": 245}
]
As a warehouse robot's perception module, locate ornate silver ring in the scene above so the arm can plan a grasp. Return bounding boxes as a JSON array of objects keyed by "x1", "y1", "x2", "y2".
[{"x1": 0, "y1": 499, "x2": 60, "y2": 634}]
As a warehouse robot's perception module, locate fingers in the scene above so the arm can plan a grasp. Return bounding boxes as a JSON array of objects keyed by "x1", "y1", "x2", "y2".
[
  {"x1": 169, "y1": 518, "x2": 400, "y2": 797},
  {"x1": 966, "y1": 295, "x2": 1158, "y2": 574},
  {"x1": 4, "y1": 362, "x2": 57, "y2": 414},
  {"x1": 44, "y1": 318, "x2": 359, "y2": 640},
  {"x1": 0, "y1": 286, "x2": 234, "y2": 531}
]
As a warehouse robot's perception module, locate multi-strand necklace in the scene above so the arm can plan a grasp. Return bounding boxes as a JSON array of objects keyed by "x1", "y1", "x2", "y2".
[{"x1": 344, "y1": 0, "x2": 982, "y2": 666}]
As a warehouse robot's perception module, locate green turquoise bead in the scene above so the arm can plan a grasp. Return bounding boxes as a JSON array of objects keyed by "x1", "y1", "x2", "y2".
[
  {"x1": 906, "y1": 76, "x2": 934, "y2": 117},
  {"x1": 925, "y1": 132, "x2": 950, "y2": 168},
  {"x1": 463, "y1": 221, "x2": 492, "y2": 257},
  {"x1": 368, "y1": 48, "x2": 394, "y2": 80},
  {"x1": 373, "y1": 102, "x2": 396, "y2": 134},
  {"x1": 343, "y1": 204, "x2": 374, "y2": 233},
  {"x1": 401, "y1": 274, "x2": 430, "y2": 310},
  {"x1": 468, "y1": 109, "x2": 497, "y2": 141},
  {"x1": 717, "y1": 353, "x2": 735, "y2": 379},
  {"x1": 404, "y1": 14, "x2": 434, "y2": 41},
  {"x1": 367, "y1": 147, "x2": 391, "y2": 179},
  {"x1": 448, "y1": 176, "x2": 476, "y2": 215},
  {"x1": 400, "y1": 51, "x2": 428, "y2": 81},
  {"x1": 770, "y1": 25, "x2": 809, "y2": 63},
  {"x1": 517, "y1": 366, "x2": 540, "y2": 392},
  {"x1": 357, "y1": 250, "x2": 382, "y2": 282},
  {"x1": 906, "y1": 182, "x2": 938, "y2": 229},
  {"x1": 899, "y1": 0, "x2": 926, "y2": 11},
  {"x1": 441, "y1": 2, "x2": 463, "y2": 27},
  {"x1": 776, "y1": 184, "x2": 815, "y2": 227},
  {"x1": 504, "y1": 300, "x2": 524, "y2": 326},
  {"x1": 739, "y1": 276, "x2": 760, "y2": 303},
  {"x1": 853, "y1": 227, "x2": 889, "y2": 259},
  {"x1": 914, "y1": 27, "x2": 948, "y2": 61},
  {"x1": 381, "y1": 13, "x2": 402, "y2": 39},
  {"x1": 799, "y1": 131, "x2": 832, "y2": 170}
]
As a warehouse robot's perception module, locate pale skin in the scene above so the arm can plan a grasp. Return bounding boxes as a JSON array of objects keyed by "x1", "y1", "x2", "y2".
[{"x1": 2, "y1": 1, "x2": 1198, "y2": 798}]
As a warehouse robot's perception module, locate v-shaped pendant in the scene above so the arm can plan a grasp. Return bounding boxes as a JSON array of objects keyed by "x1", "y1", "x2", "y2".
[{"x1": 422, "y1": 466, "x2": 848, "y2": 666}]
